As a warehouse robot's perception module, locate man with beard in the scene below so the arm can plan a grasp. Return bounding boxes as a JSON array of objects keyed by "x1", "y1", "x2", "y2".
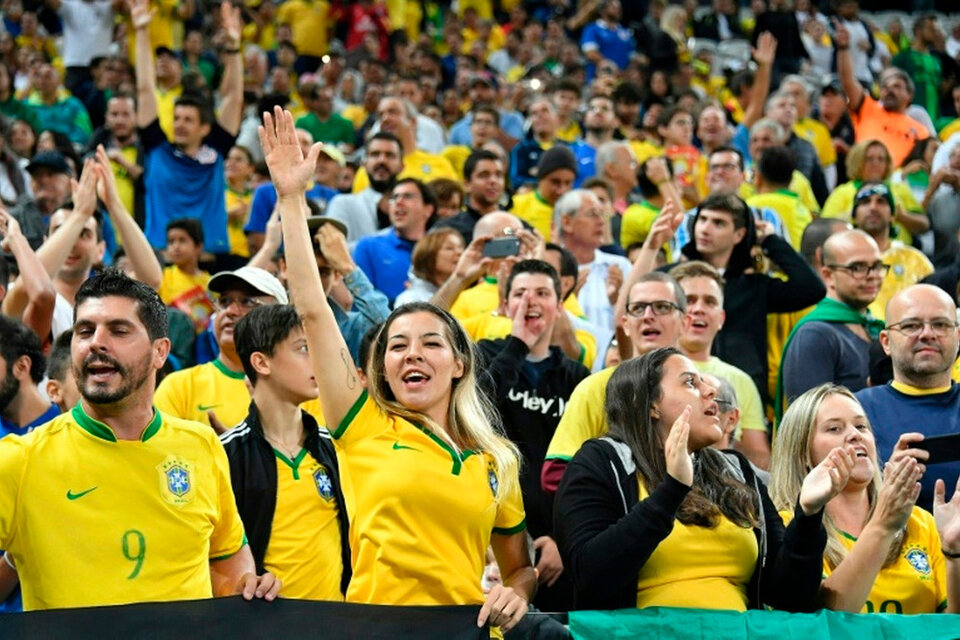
[
  {"x1": 154, "y1": 266, "x2": 288, "y2": 430},
  {"x1": 434, "y1": 150, "x2": 506, "y2": 244},
  {"x1": 0, "y1": 317, "x2": 58, "y2": 439},
  {"x1": 572, "y1": 95, "x2": 617, "y2": 186},
  {"x1": 0, "y1": 268, "x2": 280, "y2": 610},
  {"x1": 326, "y1": 132, "x2": 404, "y2": 244},
  {"x1": 858, "y1": 284, "x2": 960, "y2": 512},
  {"x1": 778, "y1": 229, "x2": 885, "y2": 415},
  {"x1": 84, "y1": 94, "x2": 144, "y2": 226}
]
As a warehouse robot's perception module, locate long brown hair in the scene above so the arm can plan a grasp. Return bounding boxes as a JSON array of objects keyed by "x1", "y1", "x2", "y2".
[{"x1": 605, "y1": 348, "x2": 759, "y2": 528}]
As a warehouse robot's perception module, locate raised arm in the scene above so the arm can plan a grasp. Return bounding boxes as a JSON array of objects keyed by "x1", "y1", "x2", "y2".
[
  {"x1": 429, "y1": 234, "x2": 492, "y2": 310},
  {"x1": 94, "y1": 145, "x2": 162, "y2": 289},
  {"x1": 0, "y1": 208, "x2": 56, "y2": 339},
  {"x1": 260, "y1": 107, "x2": 360, "y2": 428},
  {"x1": 833, "y1": 21, "x2": 865, "y2": 112},
  {"x1": 129, "y1": 0, "x2": 158, "y2": 128},
  {"x1": 35, "y1": 160, "x2": 100, "y2": 277},
  {"x1": 216, "y1": 2, "x2": 244, "y2": 135},
  {"x1": 742, "y1": 32, "x2": 777, "y2": 129}
]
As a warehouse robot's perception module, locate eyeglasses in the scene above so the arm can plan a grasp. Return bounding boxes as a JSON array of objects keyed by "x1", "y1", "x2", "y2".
[
  {"x1": 389, "y1": 192, "x2": 421, "y2": 202},
  {"x1": 885, "y1": 319, "x2": 959, "y2": 337},
  {"x1": 212, "y1": 295, "x2": 267, "y2": 311},
  {"x1": 715, "y1": 398, "x2": 737, "y2": 411},
  {"x1": 825, "y1": 262, "x2": 890, "y2": 279},
  {"x1": 625, "y1": 300, "x2": 681, "y2": 317},
  {"x1": 576, "y1": 208, "x2": 607, "y2": 220},
  {"x1": 708, "y1": 162, "x2": 740, "y2": 172}
]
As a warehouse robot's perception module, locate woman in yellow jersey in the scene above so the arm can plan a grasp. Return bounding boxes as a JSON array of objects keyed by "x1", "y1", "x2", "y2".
[
  {"x1": 770, "y1": 384, "x2": 960, "y2": 614},
  {"x1": 261, "y1": 107, "x2": 534, "y2": 633},
  {"x1": 554, "y1": 347, "x2": 856, "y2": 611},
  {"x1": 224, "y1": 145, "x2": 255, "y2": 260}
]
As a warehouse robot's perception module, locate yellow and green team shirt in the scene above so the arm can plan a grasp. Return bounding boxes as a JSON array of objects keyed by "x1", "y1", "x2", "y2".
[
  {"x1": 441, "y1": 144, "x2": 473, "y2": 181},
  {"x1": 154, "y1": 84, "x2": 183, "y2": 142},
  {"x1": 821, "y1": 181, "x2": 924, "y2": 247},
  {"x1": 460, "y1": 311, "x2": 597, "y2": 370},
  {"x1": 111, "y1": 146, "x2": 139, "y2": 223},
  {"x1": 868, "y1": 243, "x2": 934, "y2": 322},
  {"x1": 555, "y1": 121, "x2": 583, "y2": 144},
  {"x1": 352, "y1": 150, "x2": 458, "y2": 193},
  {"x1": 636, "y1": 478, "x2": 757, "y2": 611},
  {"x1": 158, "y1": 264, "x2": 211, "y2": 307},
  {"x1": 510, "y1": 190, "x2": 554, "y2": 239},
  {"x1": 766, "y1": 307, "x2": 813, "y2": 403},
  {"x1": 263, "y1": 449, "x2": 343, "y2": 601},
  {"x1": 782, "y1": 507, "x2": 947, "y2": 614},
  {"x1": 545, "y1": 366, "x2": 616, "y2": 462},
  {"x1": 450, "y1": 277, "x2": 586, "y2": 325},
  {"x1": 276, "y1": 0, "x2": 330, "y2": 58},
  {"x1": 620, "y1": 200, "x2": 662, "y2": 251},
  {"x1": 952, "y1": 357, "x2": 960, "y2": 383},
  {"x1": 332, "y1": 392, "x2": 525, "y2": 605},
  {"x1": 746, "y1": 189, "x2": 813, "y2": 251},
  {"x1": 741, "y1": 170, "x2": 820, "y2": 214},
  {"x1": 154, "y1": 359, "x2": 326, "y2": 429},
  {"x1": 0, "y1": 404, "x2": 245, "y2": 610},
  {"x1": 225, "y1": 187, "x2": 253, "y2": 258},
  {"x1": 939, "y1": 118, "x2": 960, "y2": 142},
  {"x1": 794, "y1": 117, "x2": 837, "y2": 169}
]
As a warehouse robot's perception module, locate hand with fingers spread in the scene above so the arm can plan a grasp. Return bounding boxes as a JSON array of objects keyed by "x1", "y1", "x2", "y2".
[
  {"x1": 643, "y1": 199, "x2": 683, "y2": 251},
  {"x1": 871, "y1": 455, "x2": 922, "y2": 535},
  {"x1": 126, "y1": 0, "x2": 155, "y2": 30},
  {"x1": 219, "y1": 1, "x2": 242, "y2": 48},
  {"x1": 752, "y1": 31, "x2": 777, "y2": 66},
  {"x1": 477, "y1": 583, "x2": 528, "y2": 632},
  {"x1": 799, "y1": 445, "x2": 857, "y2": 515},
  {"x1": 664, "y1": 406, "x2": 694, "y2": 486},
  {"x1": 259, "y1": 106, "x2": 323, "y2": 199},
  {"x1": 517, "y1": 228, "x2": 544, "y2": 260},
  {"x1": 934, "y1": 476, "x2": 960, "y2": 556}
]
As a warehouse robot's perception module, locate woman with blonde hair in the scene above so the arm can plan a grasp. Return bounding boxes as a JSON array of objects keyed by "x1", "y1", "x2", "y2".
[
  {"x1": 820, "y1": 139, "x2": 929, "y2": 246},
  {"x1": 260, "y1": 107, "x2": 534, "y2": 633},
  {"x1": 770, "y1": 383, "x2": 960, "y2": 613}
]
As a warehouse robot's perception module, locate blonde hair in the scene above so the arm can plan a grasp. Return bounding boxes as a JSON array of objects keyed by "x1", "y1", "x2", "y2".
[
  {"x1": 769, "y1": 384, "x2": 898, "y2": 569},
  {"x1": 368, "y1": 302, "x2": 520, "y2": 503},
  {"x1": 846, "y1": 139, "x2": 892, "y2": 182}
]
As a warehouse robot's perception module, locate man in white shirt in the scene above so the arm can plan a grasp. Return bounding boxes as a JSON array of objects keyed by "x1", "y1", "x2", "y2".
[{"x1": 48, "y1": 0, "x2": 115, "y2": 96}]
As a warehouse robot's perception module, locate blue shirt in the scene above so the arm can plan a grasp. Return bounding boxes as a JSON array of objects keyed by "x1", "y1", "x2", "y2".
[
  {"x1": 580, "y1": 20, "x2": 636, "y2": 81},
  {"x1": 0, "y1": 403, "x2": 61, "y2": 439},
  {"x1": 244, "y1": 182, "x2": 340, "y2": 235},
  {"x1": 571, "y1": 141, "x2": 596, "y2": 187},
  {"x1": 352, "y1": 228, "x2": 415, "y2": 306},
  {"x1": 332, "y1": 268, "x2": 391, "y2": 362},
  {"x1": 448, "y1": 111, "x2": 525, "y2": 146}
]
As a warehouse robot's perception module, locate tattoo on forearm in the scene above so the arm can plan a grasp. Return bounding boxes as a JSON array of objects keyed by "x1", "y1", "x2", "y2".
[{"x1": 341, "y1": 349, "x2": 357, "y2": 389}]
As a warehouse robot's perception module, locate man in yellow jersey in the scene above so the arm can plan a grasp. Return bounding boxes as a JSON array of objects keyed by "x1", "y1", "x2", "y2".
[
  {"x1": 222, "y1": 304, "x2": 350, "y2": 601},
  {"x1": 746, "y1": 119, "x2": 821, "y2": 213},
  {"x1": 549, "y1": 79, "x2": 584, "y2": 143},
  {"x1": 154, "y1": 265, "x2": 287, "y2": 429},
  {"x1": 0, "y1": 269, "x2": 279, "y2": 610},
  {"x1": 747, "y1": 145, "x2": 813, "y2": 251},
  {"x1": 542, "y1": 269, "x2": 691, "y2": 493},
  {"x1": 84, "y1": 94, "x2": 144, "y2": 224},
  {"x1": 511, "y1": 146, "x2": 578, "y2": 239}
]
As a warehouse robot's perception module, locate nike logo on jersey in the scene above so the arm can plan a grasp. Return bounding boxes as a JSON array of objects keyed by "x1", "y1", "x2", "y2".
[
  {"x1": 66, "y1": 487, "x2": 98, "y2": 500},
  {"x1": 392, "y1": 442, "x2": 420, "y2": 452},
  {"x1": 198, "y1": 404, "x2": 222, "y2": 412}
]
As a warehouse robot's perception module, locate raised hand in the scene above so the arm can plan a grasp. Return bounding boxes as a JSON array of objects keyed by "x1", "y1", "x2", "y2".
[
  {"x1": 664, "y1": 406, "x2": 693, "y2": 486},
  {"x1": 71, "y1": 159, "x2": 100, "y2": 218},
  {"x1": 799, "y1": 445, "x2": 856, "y2": 515},
  {"x1": 219, "y1": 1, "x2": 242, "y2": 48},
  {"x1": 645, "y1": 156, "x2": 671, "y2": 187},
  {"x1": 509, "y1": 291, "x2": 547, "y2": 348},
  {"x1": 752, "y1": 31, "x2": 777, "y2": 66},
  {"x1": 934, "y1": 477, "x2": 960, "y2": 556},
  {"x1": 0, "y1": 207, "x2": 22, "y2": 252},
  {"x1": 454, "y1": 234, "x2": 493, "y2": 284},
  {"x1": 315, "y1": 223, "x2": 354, "y2": 275},
  {"x1": 643, "y1": 198, "x2": 683, "y2": 251},
  {"x1": 871, "y1": 455, "x2": 921, "y2": 534},
  {"x1": 258, "y1": 106, "x2": 323, "y2": 199},
  {"x1": 126, "y1": 0, "x2": 155, "y2": 30},
  {"x1": 94, "y1": 145, "x2": 121, "y2": 208},
  {"x1": 832, "y1": 20, "x2": 850, "y2": 49}
]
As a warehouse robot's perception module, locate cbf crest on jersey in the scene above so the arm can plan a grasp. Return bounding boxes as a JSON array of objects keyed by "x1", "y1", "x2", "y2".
[
  {"x1": 904, "y1": 545, "x2": 932, "y2": 577},
  {"x1": 157, "y1": 455, "x2": 193, "y2": 507},
  {"x1": 488, "y1": 462, "x2": 499, "y2": 498},
  {"x1": 313, "y1": 465, "x2": 335, "y2": 502}
]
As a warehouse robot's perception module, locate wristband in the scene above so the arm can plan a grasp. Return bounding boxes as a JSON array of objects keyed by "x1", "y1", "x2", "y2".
[
  {"x1": 223, "y1": 47, "x2": 241, "y2": 54},
  {"x1": 942, "y1": 548, "x2": 960, "y2": 559}
]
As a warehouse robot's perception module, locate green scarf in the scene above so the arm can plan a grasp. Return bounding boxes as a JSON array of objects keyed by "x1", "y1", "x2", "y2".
[{"x1": 774, "y1": 298, "x2": 885, "y2": 425}]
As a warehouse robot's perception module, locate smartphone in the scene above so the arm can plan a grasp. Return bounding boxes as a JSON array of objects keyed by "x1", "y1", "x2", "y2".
[
  {"x1": 482, "y1": 237, "x2": 521, "y2": 258},
  {"x1": 913, "y1": 433, "x2": 960, "y2": 465}
]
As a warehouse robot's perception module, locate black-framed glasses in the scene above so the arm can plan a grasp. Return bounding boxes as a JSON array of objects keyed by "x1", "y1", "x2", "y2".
[
  {"x1": 825, "y1": 262, "x2": 890, "y2": 279},
  {"x1": 625, "y1": 300, "x2": 681, "y2": 317},
  {"x1": 212, "y1": 295, "x2": 267, "y2": 312},
  {"x1": 885, "y1": 319, "x2": 959, "y2": 337}
]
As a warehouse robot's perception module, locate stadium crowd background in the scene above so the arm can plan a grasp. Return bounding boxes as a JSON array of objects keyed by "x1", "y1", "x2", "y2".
[{"x1": 0, "y1": 0, "x2": 960, "y2": 634}]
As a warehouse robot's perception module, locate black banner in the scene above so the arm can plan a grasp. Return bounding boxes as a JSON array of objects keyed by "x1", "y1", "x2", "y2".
[{"x1": 1, "y1": 597, "x2": 490, "y2": 639}]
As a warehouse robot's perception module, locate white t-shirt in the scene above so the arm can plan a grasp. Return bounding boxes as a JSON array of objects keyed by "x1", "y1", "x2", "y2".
[
  {"x1": 576, "y1": 249, "x2": 632, "y2": 332},
  {"x1": 52, "y1": 293, "x2": 74, "y2": 340},
  {"x1": 58, "y1": 0, "x2": 114, "y2": 67}
]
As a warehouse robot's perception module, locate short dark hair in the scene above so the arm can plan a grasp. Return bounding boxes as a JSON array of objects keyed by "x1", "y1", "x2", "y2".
[
  {"x1": 46, "y1": 329, "x2": 73, "y2": 382},
  {"x1": 471, "y1": 103, "x2": 500, "y2": 123},
  {"x1": 545, "y1": 242, "x2": 578, "y2": 279},
  {"x1": 394, "y1": 177, "x2": 439, "y2": 214},
  {"x1": 708, "y1": 145, "x2": 745, "y2": 171},
  {"x1": 463, "y1": 149, "x2": 502, "y2": 181},
  {"x1": 800, "y1": 217, "x2": 848, "y2": 267},
  {"x1": 235, "y1": 304, "x2": 303, "y2": 384},
  {"x1": 756, "y1": 145, "x2": 795, "y2": 187},
  {"x1": 612, "y1": 82, "x2": 644, "y2": 104},
  {"x1": 0, "y1": 315, "x2": 45, "y2": 383},
  {"x1": 549, "y1": 78, "x2": 582, "y2": 97},
  {"x1": 505, "y1": 259, "x2": 562, "y2": 301},
  {"x1": 697, "y1": 193, "x2": 750, "y2": 230},
  {"x1": 582, "y1": 176, "x2": 614, "y2": 201},
  {"x1": 368, "y1": 130, "x2": 403, "y2": 153},
  {"x1": 173, "y1": 93, "x2": 214, "y2": 125},
  {"x1": 166, "y1": 217, "x2": 204, "y2": 246},
  {"x1": 74, "y1": 267, "x2": 168, "y2": 341},
  {"x1": 656, "y1": 104, "x2": 690, "y2": 130}
]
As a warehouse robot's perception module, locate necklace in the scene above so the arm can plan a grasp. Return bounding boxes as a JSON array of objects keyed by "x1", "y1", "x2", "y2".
[{"x1": 263, "y1": 433, "x2": 303, "y2": 459}]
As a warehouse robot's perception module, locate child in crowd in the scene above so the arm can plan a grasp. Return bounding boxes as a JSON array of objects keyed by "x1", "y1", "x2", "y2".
[{"x1": 158, "y1": 218, "x2": 214, "y2": 332}]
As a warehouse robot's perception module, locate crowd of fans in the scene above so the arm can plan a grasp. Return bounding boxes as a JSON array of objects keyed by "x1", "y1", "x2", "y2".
[{"x1": 0, "y1": 0, "x2": 959, "y2": 634}]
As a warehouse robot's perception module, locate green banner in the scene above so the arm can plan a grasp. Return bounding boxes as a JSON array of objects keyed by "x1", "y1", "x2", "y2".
[{"x1": 568, "y1": 607, "x2": 960, "y2": 639}]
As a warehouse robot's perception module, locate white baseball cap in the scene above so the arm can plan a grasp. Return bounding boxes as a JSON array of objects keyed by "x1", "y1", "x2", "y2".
[{"x1": 208, "y1": 266, "x2": 288, "y2": 304}]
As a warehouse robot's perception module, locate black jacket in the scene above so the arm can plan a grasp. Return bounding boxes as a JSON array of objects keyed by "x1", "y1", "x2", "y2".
[
  {"x1": 676, "y1": 211, "x2": 826, "y2": 404},
  {"x1": 220, "y1": 402, "x2": 351, "y2": 595},
  {"x1": 554, "y1": 438, "x2": 826, "y2": 612},
  {"x1": 477, "y1": 337, "x2": 590, "y2": 539}
]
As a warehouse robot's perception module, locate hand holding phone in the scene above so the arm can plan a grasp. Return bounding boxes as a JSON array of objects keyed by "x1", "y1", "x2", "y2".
[{"x1": 482, "y1": 236, "x2": 521, "y2": 259}]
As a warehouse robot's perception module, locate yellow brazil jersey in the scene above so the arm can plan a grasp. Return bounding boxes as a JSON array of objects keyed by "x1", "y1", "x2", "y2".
[
  {"x1": 767, "y1": 307, "x2": 813, "y2": 403},
  {"x1": 746, "y1": 189, "x2": 813, "y2": 251},
  {"x1": 154, "y1": 359, "x2": 326, "y2": 429},
  {"x1": 629, "y1": 140, "x2": 664, "y2": 168},
  {"x1": 939, "y1": 119, "x2": 960, "y2": 142},
  {"x1": 868, "y1": 243, "x2": 934, "y2": 322},
  {"x1": 794, "y1": 117, "x2": 837, "y2": 169},
  {"x1": 620, "y1": 200, "x2": 661, "y2": 250},
  {"x1": 952, "y1": 357, "x2": 960, "y2": 382},
  {"x1": 111, "y1": 146, "x2": 139, "y2": 223},
  {"x1": 510, "y1": 190, "x2": 554, "y2": 239},
  {"x1": 225, "y1": 186, "x2": 253, "y2": 258},
  {"x1": 155, "y1": 84, "x2": 183, "y2": 142},
  {"x1": 740, "y1": 171, "x2": 819, "y2": 214},
  {"x1": 442, "y1": 144, "x2": 473, "y2": 181},
  {"x1": 158, "y1": 265, "x2": 213, "y2": 333},
  {"x1": 125, "y1": 0, "x2": 179, "y2": 63},
  {"x1": 263, "y1": 448, "x2": 343, "y2": 601},
  {"x1": 545, "y1": 366, "x2": 616, "y2": 463},
  {"x1": 636, "y1": 478, "x2": 757, "y2": 610},
  {"x1": 242, "y1": 21, "x2": 276, "y2": 51},
  {"x1": 0, "y1": 404, "x2": 245, "y2": 610},
  {"x1": 341, "y1": 105, "x2": 369, "y2": 130},
  {"x1": 352, "y1": 150, "x2": 458, "y2": 193},
  {"x1": 331, "y1": 392, "x2": 526, "y2": 605},
  {"x1": 556, "y1": 121, "x2": 582, "y2": 144},
  {"x1": 276, "y1": 0, "x2": 330, "y2": 58},
  {"x1": 450, "y1": 277, "x2": 585, "y2": 324},
  {"x1": 821, "y1": 181, "x2": 924, "y2": 247},
  {"x1": 782, "y1": 507, "x2": 947, "y2": 614},
  {"x1": 461, "y1": 312, "x2": 597, "y2": 370}
]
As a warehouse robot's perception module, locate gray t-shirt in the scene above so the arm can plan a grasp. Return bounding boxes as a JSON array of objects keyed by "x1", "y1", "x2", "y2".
[{"x1": 782, "y1": 321, "x2": 872, "y2": 404}]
